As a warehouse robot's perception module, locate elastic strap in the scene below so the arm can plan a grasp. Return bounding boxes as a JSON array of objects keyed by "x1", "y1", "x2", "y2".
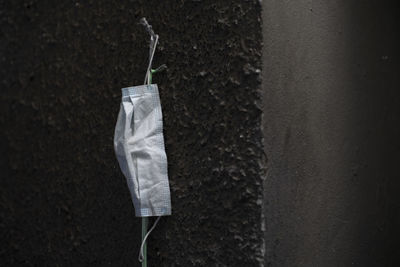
[
  {"x1": 144, "y1": 34, "x2": 159, "y2": 85},
  {"x1": 138, "y1": 216, "x2": 161, "y2": 262}
]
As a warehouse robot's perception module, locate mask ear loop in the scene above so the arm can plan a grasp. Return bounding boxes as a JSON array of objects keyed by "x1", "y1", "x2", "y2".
[
  {"x1": 138, "y1": 216, "x2": 161, "y2": 262},
  {"x1": 138, "y1": 17, "x2": 163, "y2": 266},
  {"x1": 140, "y1": 17, "x2": 159, "y2": 85},
  {"x1": 143, "y1": 34, "x2": 159, "y2": 85}
]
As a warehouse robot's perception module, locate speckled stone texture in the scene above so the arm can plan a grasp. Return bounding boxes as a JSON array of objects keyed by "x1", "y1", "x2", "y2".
[{"x1": 0, "y1": 1, "x2": 264, "y2": 266}]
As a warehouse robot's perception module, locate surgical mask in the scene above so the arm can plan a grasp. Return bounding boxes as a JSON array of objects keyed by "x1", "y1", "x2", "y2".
[
  {"x1": 114, "y1": 18, "x2": 170, "y2": 263},
  {"x1": 113, "y1": 84, "x2": 172, "y2": 217}
]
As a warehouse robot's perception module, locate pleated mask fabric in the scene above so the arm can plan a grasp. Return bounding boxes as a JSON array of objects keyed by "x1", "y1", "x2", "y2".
[{"x1": 114, "y1": 84, "x2": 171, "y2": 217}]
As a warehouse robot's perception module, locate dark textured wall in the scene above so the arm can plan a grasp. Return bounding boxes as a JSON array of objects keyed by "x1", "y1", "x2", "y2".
[
  {"x1": 262, "y1": 1, "x2": 399, "y2": 266},
  {"x1": 0, "y1": 1, "x2": 264, "y2": 266}
]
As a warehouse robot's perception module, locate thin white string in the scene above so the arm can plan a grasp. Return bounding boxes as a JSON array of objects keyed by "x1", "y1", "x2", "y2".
[
  {"x1": 138, "y1": 216, "x2": 161, "y2": 262},
  {"x1": 144, "y1": 34, "x2": 159, "y2": 85}
]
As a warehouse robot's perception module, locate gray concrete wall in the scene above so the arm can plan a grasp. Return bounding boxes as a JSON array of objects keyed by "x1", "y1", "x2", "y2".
[{"x1": 262, "y1": 1, "x2": 400, "y2": 266}]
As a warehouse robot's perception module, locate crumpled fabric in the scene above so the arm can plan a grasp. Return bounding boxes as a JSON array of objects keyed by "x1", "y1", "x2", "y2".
[{"x1": 114, "y1": 84, "x2": 171, "y2": 217}]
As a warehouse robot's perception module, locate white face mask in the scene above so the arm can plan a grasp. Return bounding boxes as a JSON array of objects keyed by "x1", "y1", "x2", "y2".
[{"x1": 114, "y1": 84, "x2": 172, "y2": 217}]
